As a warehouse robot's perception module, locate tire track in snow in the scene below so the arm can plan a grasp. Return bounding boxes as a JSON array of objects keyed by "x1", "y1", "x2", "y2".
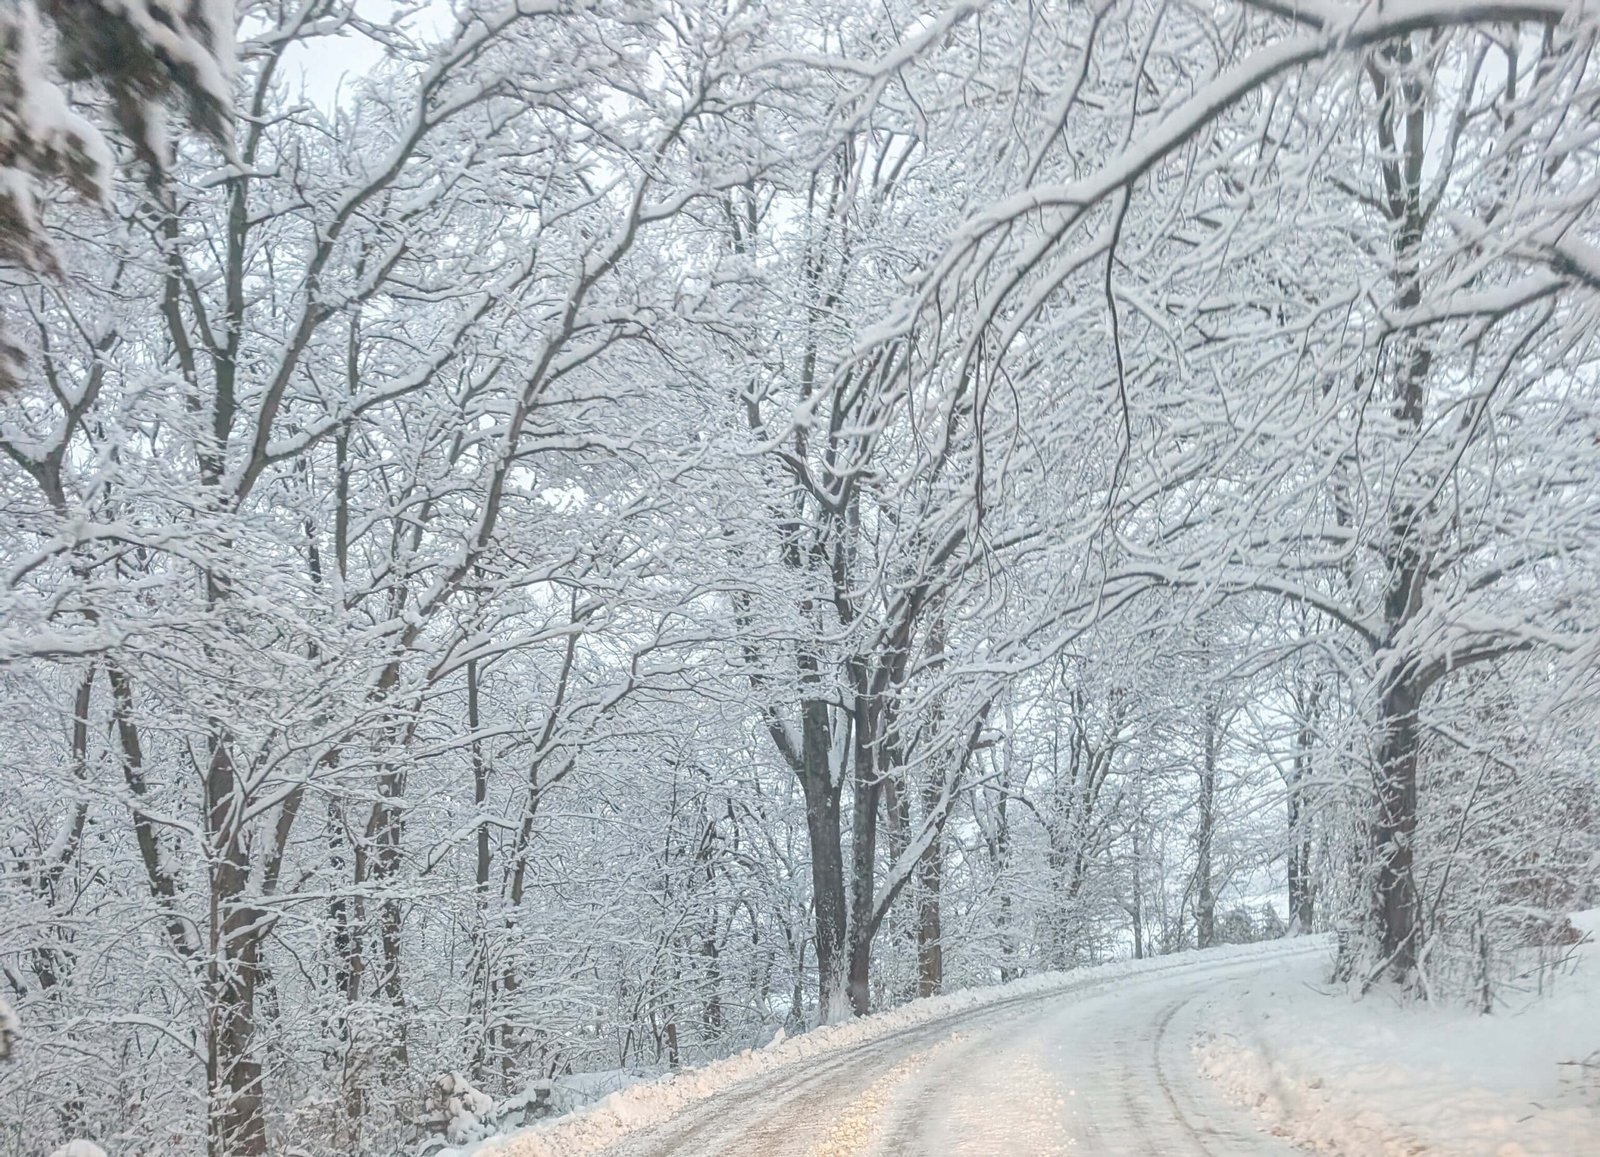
[
  {"x1": 805, "y1": 1046, "x2": 933, "y2": 1157},
  {"x1": 600, "y1": 997, "x2": 1050, "y2": 1156},
  {"x1": 1153, "y1": 995, "x2": 1231, "y2": 1153}
]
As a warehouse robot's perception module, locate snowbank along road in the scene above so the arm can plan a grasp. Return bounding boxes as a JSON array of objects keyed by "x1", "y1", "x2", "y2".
[{"x1": 574, "y1": 942, "x2": 1326, "y2": 1156}]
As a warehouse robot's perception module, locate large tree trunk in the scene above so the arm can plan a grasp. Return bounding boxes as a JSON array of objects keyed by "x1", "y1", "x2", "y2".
[
  {"x1": 883, "y1": 772, "x2": 918, "y2": 1000},
  {"x1": 1372, "y1": 674, "x2": 1423, "y2": 981},
  {"x1": 206, "y1": 738, "x2": 269, "y2": 1157},
  {"x1": 208, "y1": 918, "x2": 267, "y2": 1157},
  {"x1": 846, "y1": 673, "x2": 887, "y2": 1017},
  {"x1": 845, "y1": 770, "x2": 878, "y2": 1016},
  {"x1": 1333, "y1": 31, "x2": 1435, "y2": 994},
  {"x1": 365, "y1": 660, "x2": 414, "y2": 1072},
  {"x1": 799, "y1": 698, "x2": 851, "y2": 1023}
]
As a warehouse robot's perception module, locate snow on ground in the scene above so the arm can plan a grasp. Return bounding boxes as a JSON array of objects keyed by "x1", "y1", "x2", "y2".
[
  {"x1": 1194, "y1": 913, "x2": 1600, "y2": 1156},
  {"x1": 442, "y1": 936, "x2": 1306, "y2": 1157}
]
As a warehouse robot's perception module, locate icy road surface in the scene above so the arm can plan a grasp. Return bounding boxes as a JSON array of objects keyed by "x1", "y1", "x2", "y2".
[{"x1": 597, "y1": 946, "x2": 1321, "y2": 1156}]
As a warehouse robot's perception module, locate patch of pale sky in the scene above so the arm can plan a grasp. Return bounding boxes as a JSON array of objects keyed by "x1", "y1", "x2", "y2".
[{"x1": 276, "y1": 0, "x2": 458, "y2": 112}]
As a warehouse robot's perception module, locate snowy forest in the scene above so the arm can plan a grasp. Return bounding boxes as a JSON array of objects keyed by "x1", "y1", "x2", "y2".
[{"x1": 2, "y1": 0, "x2": 1598, "y2": 1154}]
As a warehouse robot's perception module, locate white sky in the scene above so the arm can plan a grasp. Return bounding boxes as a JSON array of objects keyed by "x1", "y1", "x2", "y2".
[{"x1": 275, "y1": 0, "x2": 457, "y2": 113}]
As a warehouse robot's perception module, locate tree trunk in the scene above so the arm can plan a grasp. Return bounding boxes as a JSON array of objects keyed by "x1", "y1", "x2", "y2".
[
  {"x1": 1130, "y1": 793, "x2": 1145, "y2": 961},
  {"x1": 914, "y1": 814, "x2": 943, "y2": 998},
  {"x1": 326, "y1": 799, "x2": 366, "y2": 1139},
  {"x1": 799, "y1": 698, "x2": 850, "y2": 1023},
  {"x1": 846, "y1": 684, "x2": 884, "y2": 1017},
  {"x1": 469, "y1": 658, "x2": 491, "y2": 897},
  {"x1": 1287, "y1": 791, "x2": 1314, "y2": 934},
  {"x1": 884, "y1": 772, "x2": 919, "y2": 999},
  {"x1": 208, "y1": 917, "x2": 267, "y2": 1157},
  {"x1": 698, "y1": 812, "x2": 726, "y2": 1040},
  {"x1": 368, "y1": 769, "x2": 410, "y2": 1066},
  {"x1": 1288, "y1": 695, "x2": 1317, "y2": 935},
  {"x1": 1361, "y1": 31, "x2": 1432, "y2": 993},
  {"x1": 206, "y1": 737, "x2": 269, "y2": 1157},
  {"x1": 845, "y1": 779, "x2": 878, "y2": 1016},
  {"x1": 1373, "y1": 674, "x2": 1423, "y2": 982},
  {"x1": 990, "y1": 774, "x2": 1018, "y2": 982},
  {"x1": 1195, "y1": 700, "x2": 1218, "y2": 950},
  {"x1": 1045, "y1": 720, "x2": 1076, "y2": 969}
]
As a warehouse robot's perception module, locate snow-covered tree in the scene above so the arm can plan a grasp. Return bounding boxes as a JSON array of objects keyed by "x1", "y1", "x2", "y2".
[
  {"x1": 3, "y1": 3, "x2": 1598, "y2": 1154},
  {"x1": 0, "y1": 0, "x2": 233, "y2": 389}
]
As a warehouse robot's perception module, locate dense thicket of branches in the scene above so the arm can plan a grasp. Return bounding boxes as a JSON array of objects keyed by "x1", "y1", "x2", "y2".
[{"x1": 2, "y1": 1, "x2": 1597, "y2": 1154}]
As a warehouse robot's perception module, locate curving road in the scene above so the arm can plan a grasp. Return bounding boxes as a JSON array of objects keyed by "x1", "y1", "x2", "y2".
[{"x1": 598, "y1": 944, "x2": 1324, "y2": 1156}]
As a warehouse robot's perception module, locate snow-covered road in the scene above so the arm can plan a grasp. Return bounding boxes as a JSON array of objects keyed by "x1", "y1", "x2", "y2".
[{"x1": 594, "y1": 945, "x2": 1323, "y2": 1156}]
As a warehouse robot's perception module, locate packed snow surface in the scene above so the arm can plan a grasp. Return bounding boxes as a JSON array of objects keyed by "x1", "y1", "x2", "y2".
[
  {"x1": 448, "y1": 937, "x2": 1319, "y2": 1156},
  {"x1": 1195, "y1": 912, "x2": 1600, "y2": 1156}
]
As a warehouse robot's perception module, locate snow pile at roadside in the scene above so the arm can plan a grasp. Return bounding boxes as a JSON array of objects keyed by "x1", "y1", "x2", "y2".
[
  {"x1": 1195, "y1": 913, "x2": 1600, "y2": 1156},
  {"x1": 445, "y1": 935, "x2": 1321, "y2": 1157}
]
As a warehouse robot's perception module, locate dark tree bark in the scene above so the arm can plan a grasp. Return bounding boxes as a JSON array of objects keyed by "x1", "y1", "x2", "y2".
[
  {"x1": 1287, "y1": 679, "x2": 1320, "y2": 934},
  {"x1": 1361, "y1": 34, "x2": 1433, "y2": 989},
  {"x1": 1195, "y1": 697, "x2": 1219, "y2": 950},
  {"x1": 914, "y1": 798, "x2": 944, "y2": 998},
  {"x1": 797, "y1": 698, "x2": 851, "y2": 1022},
  {"x1": 1372, "y1": 674, "x2": 1423, "y2": 979},
  {"x1": 846, "y1": 670, "x2": 884, "y2": 1017},
  {"x1": 204, "y1": 737, "x2": 268, "y2": 1157}
]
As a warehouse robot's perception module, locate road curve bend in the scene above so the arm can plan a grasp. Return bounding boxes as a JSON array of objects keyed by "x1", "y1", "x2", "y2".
[{"x1": 598, "y1": 944, "x2": 1323, "y2": 1156}]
